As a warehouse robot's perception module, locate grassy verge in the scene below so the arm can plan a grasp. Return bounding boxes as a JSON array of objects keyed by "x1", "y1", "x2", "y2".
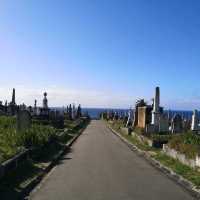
[
  {"x1": 109, "y1": 120, "x2": 200, "y2": 188},
  {"x1": 153, "y1": 153, "x2": 200, "y2": 187},
  {"x1": 0, "y1": 118, "x2": 90, "y2": 199},
  {"x1": 0, "y1": 116, "x2": 56, "y2": 164}
]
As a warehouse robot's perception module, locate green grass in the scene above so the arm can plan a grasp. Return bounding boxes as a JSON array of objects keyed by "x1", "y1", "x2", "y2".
[
  {"x1": 169, "y1": 133, "x2": 200, "y2": 159},
  {"x1": 0, "y1": 118, "x2": 90, "y2": 199},
  {"x1": 109, "y1": 121, "x2": 152, "y2": 151},
  {"x1": 0, "y1": 116, "x2": 57, "y2": 163},
  {"x1": 153, "y1": 152, "x2": 200, "y2": 187}
]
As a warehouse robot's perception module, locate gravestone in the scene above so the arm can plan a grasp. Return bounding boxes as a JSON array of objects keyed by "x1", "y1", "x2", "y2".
[
  {"x1": 17, "y1": 110, "x2": 31, "y2": 132},
  {"x1": 68, "y1": 104, "x2": 72, "y2": 120},
  {"x1": 171, "y1": 114, "x2": 182, "y2": 133},
  {"x1": 183, "y1": 119, "x2": 191, "y2": 132},
  {"x1": 159, "y1": 114, "x2": 169, "y2": 132}
]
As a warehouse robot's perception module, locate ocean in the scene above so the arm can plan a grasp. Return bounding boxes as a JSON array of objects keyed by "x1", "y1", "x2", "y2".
[
  {"x1": 52, "y1": 107, "x2": 194, "y2": 120},
  {"x1": 82, "y1": 108, "x2": 194, "y2": 120}
]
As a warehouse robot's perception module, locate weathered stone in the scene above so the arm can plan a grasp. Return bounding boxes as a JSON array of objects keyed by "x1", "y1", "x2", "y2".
[
  {"x1": 191, "y1": 109, "x2": 199, "y2": 131},
  {"x1": 133, "y1": 99, "x2": 146, "y2": 127},
  {"x1": 151, "y1": 87, "x2": 160, "y2": 126},
  {"x1": 159, "y1": 114, "x2": 169, "y2": 132},
  {"x1": 43, "y1": 92, "x2": 48, "y2": 109},
  {"x1": 34, "y1": 99, "x2": 37, "y2": 115},
  {"x1": 171, "y1": 114, "x2": 182, "y2": 133},
  {"x1": 137, "y1": 106, "x2": 152, "y2": 129},
  {"x1": 17, "y1": 110, "x2": 31, "y2": 132}
]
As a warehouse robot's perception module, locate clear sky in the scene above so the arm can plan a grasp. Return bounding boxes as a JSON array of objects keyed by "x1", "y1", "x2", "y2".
[{"x1": 0, "y1": 0, "x2": 200, "y2": 110}]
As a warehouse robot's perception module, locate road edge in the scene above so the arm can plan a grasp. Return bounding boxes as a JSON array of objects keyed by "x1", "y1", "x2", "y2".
[
  {"x1": 25, "y1": 122, "x2": 89, "y2": 200},
  {"x1": 107, "y1": 125, "x2": 200, "y2": 199}
]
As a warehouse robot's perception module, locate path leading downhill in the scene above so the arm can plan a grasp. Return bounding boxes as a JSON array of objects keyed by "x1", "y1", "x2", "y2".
[{"x1": 30, "y1": 120, "x2": 195, "y2": 200}]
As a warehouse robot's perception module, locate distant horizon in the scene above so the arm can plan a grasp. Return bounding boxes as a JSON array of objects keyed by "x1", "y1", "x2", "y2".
[
  {"x1": 0, "y1": 86, "x2": 199, "y2": 111},
  {"x1": 52, "y1": 106, "x2": 194, "y2": 112}
]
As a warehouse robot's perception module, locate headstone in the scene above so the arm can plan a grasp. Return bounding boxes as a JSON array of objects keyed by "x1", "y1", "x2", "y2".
[
  {"x1": 76, "y1": 104, "x2": 82, "y2": 118},
  {"x1": 72, "y1": 104, "x2": 76, "y2": 119},
  {"x1": 113, "y1": 112, "x2": 117, "y2": 120},
  {"x1": 17, "y1": 110, "x2": 31, "y2": 132},
  {"x1": 133, "y1": 99, "x2": 146, "y2": 127},
  {"x1": 159, "y1": 114, "x2": 169, "y2": 132},
  {"x1": 183, "y1": 119, "x2": 191, "y2": 132},
  {"x1": 171, "y1": 114, "x2": 182, "y2": 133},
  {"x1": 50, "y1": 110, "x2": 64, "y2": 129},
  {"x1": 191, "y1": 109, "x2": 199, "y2": 131},
  {"x1": 69, "y1": 104, "x2": 72, "y2": 120}
]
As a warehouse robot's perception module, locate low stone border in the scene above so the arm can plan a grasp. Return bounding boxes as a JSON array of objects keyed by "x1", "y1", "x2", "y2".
[
  {"x1": 163, "y1": 144, "x2": 200, "y2": 168},
  {"x1": 0, "y1": 149, "x2": 29, "y2": 180},
  {"x1": 23, "y1": 122, "x2": 89, "y2": 200},
  {"x1": 108, "y1": 125, "x2": 200, "y2": 199}
]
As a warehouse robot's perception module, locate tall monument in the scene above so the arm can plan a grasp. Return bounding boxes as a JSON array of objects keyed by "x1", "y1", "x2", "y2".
[
  {"x1": 151, "y1": 87, "x2": 160, "y2": 126},
  {"x1": 34, "y1": 99, "x2": 37, "y2": 115},
  {"x1": 43, "y1": 92, "x2": 48, "y2": 109},
  {"x1": 11, "y1": 88, "x2": 16, "y2": 105}
]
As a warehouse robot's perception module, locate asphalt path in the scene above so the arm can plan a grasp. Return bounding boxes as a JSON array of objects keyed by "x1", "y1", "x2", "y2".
[{"x1": 30, "y1": 120, "x2": 195, "y2": 200}]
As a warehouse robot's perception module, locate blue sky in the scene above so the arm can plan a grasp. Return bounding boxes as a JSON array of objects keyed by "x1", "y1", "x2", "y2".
[{"x1": 0, "y1": 0, "x2": 200, "y2": 109}]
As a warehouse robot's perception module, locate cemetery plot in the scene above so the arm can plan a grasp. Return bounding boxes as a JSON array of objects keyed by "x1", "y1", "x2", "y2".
[
  {"x1": 0, "y1": 116, "x2": 56, "y2": 164},
  {"x1": 0, "y1": 116, "x2": 89, "y2": 199}
]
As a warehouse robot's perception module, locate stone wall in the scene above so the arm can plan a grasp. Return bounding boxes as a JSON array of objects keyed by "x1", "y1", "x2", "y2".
[{"x1": 163, "y1": 144, "x2": 200, "y2": 168}]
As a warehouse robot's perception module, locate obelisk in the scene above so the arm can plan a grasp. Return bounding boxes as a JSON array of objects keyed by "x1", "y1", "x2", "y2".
[
  {"x1": 11, "y1": 88, "x2": 16, "y2": 105},
  {"x1": 151, "y1": 87, "x2": 160, "y2": 126}
]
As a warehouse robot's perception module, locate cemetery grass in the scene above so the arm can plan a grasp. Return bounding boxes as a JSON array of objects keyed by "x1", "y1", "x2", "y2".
[
  {"x1": 0, "y1": 118, "x2": 89, "y2": 198},
  {"x1": 168, "y1": 133, "x2": 200, "y2": 159},
  {"x1": 0, "y1": 116, "x2": 56, "y2": 164},
  {"x1": 109, "y1": 120, "x2": 200, "y2": 188},
  {"x1": 152, "y1": 153, "x2": 200, "y2": 188}
]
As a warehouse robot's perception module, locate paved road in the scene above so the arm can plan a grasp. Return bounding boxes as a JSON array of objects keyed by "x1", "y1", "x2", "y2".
[{"x1": 30, "y1": 120, "x2": 195, "y2": 200}]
